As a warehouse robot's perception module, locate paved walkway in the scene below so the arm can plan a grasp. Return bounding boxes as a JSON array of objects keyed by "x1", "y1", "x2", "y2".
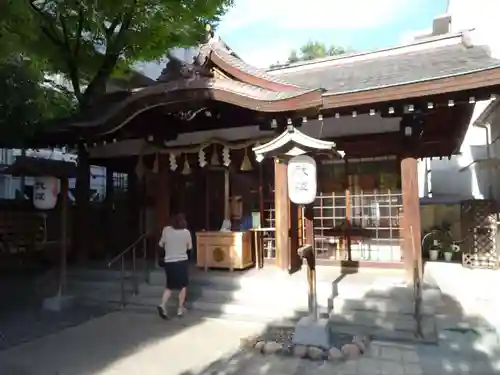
[{"x1": 1, "y1": 311, "x2": 499, "y2": 375}]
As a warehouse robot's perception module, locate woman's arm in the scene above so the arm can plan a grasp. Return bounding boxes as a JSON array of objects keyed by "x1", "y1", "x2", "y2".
[{"x1": 186, "y1": 230, "x2": 193, "y2": 251}]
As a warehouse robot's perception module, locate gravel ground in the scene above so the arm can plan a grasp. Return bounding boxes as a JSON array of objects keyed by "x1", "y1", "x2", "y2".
[{"x1": 0, "y1": 303, "x2": 116, "y2": 351}]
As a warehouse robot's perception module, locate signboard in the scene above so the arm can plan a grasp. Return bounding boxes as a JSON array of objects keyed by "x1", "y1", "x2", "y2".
[
  {"x1": 33, "y1": 176, "x2": 59, "y2": 210},
  {"x1": 287, "y1": 155, "x2": 317, "y2": 205}
]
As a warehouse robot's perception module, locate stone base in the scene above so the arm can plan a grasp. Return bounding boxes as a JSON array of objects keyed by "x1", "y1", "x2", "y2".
[
  {"x1": 292, "y1": 316, "x2": 331, "y2": 349},
  {"x1": 42, "y1": 294, "x2": 75, "y2": 312}
]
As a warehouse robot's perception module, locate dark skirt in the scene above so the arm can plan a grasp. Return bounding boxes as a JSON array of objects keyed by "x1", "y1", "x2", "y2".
[{"x1": 164, "y1": 260, "x2": 189, "y2": 290}]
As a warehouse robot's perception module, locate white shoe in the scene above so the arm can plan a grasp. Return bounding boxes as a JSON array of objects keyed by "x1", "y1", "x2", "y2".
[{"x1": 177, "y1": 307, "x2": 187, "y2": 317}]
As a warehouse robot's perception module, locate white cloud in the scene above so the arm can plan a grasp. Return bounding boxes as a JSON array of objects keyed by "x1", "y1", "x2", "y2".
[
  {"x1": 238, "y1": 40, "x2": 298, "y2": 68},
  {"x1": 219, "y1": 0, "x2": 410, "y2": 33}
]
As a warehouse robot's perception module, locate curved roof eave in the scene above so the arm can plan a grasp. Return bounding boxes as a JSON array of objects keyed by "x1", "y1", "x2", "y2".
[{"x1": 61, "y1": 78, "x2": 323, "y2": 134}]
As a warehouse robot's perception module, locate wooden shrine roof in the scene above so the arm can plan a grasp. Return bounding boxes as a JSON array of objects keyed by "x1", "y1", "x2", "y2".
[
  {"x1": 0, "y1": 156, "x2": 77, "y2": 178},
  {"x1": 34, "y1": 28, "x2": 500, "y2": 158},
  {"x1": 269, "y1": 35, "x2": 500, "y2": 94}
]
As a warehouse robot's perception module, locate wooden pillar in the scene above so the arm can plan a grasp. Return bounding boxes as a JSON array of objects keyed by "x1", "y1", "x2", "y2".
[
  {"x1": 401, "y1": 157, "x2": 422, "y2": 280},
  {"x1": 155, "y1": 154, "x2": 171, "y2": 231},
  {"x1": 127, "y1": 165, "x2": 140, "y2": 244},
  {"x1": 289, "y1": 202, "x2": 301, "y2": 273},
  {"x1": 59, "y1": 177, "x2": 68, "y2": 295},
  {"x1": 105, "y1": 166, "x2": 115, "y2": 258},
  {"x1": 224, "y1": 168, "x2": 230, "y2": 220},
  {"x1": 304, "y1": 205, "x2": 314, "y2": 246},
  {"x1": 75, "y1": 143, "x2": 90, "y2": 263},
  {"x1": 345, "y1": 159, "x2": 352, "y2": 261},
  {"x1": 274, "y1": 158, "x2": 290, "y2": 270}
]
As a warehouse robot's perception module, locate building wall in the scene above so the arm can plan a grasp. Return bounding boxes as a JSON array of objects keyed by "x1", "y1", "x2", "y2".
[
  {"x1": 419, "y1": 101, "x2": 493, "y2": 201},
  {"x1": 417, "y1": 0, "x2": 500, "y2": 203}
]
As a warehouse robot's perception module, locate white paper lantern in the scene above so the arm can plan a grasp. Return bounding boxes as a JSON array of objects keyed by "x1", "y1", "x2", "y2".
[
  {"x1": 33, "y1": 176, "x2": 59, "y2": 210},
  {"x1": 287, "y1": 155, "x2": 317, "y2": 205}
]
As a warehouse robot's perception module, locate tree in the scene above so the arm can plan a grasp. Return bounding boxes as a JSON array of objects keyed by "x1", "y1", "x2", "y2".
[
  {"x1": 5, "y1": 0, "x2": 233, "y2": 109},
  {"x1": 287, "y1": 41, "x2": 348, "y2": 63},
  {"x1": 0, "y1": 57, "x2": 75, "y2": 147}
]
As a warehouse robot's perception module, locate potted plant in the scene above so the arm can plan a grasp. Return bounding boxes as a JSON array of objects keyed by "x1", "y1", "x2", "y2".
[
  {"x1": 422, "y1": 227, "x2": 442, "y2": 261},
  {"x1": 429, "y1": 239, "x2": 440, "y2": 261},
  {"x1": 443, "y1": 243, "x2": 461, "y2": 262},
  {"x1": 441, "y1": 244, "x2": 453, "y2": 262}
]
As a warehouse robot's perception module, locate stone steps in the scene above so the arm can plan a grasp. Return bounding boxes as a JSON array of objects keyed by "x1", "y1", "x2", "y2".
[
  {"x1": 68, "y1": 276, "x2": 434, "y2": 316},
  {"x1": 66, "y1": 266, "x2": 440, "y2": 343}
]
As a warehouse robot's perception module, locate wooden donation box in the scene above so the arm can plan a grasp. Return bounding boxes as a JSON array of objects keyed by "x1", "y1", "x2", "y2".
[{"x1": 196, "y1": 231, "x2": 252, "y2": 271}]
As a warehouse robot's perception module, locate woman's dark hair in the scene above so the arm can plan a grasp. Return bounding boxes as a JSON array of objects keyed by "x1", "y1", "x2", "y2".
[{"x1": 170, "y1": 213, "x2": 187, "y2": 230}]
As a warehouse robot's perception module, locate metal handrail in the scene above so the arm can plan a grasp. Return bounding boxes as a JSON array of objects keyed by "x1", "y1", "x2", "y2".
[
  {"x1": 108, "y1": 231, "x2": 150, "y2": 307},
  {"x1": 108, "y1": 231, "x2": 150, "y2": 268}
]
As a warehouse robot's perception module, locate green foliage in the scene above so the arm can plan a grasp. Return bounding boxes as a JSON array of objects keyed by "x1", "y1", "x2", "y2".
[
  {"x1": 287, "y1": 41, "x2": 349, "y2": 63},
  {"x1": 5, "y1": 0, "x2": 233, "y2": 108},
  {"x1": 0, "y1": 1, "x2": 32, "y2": 61},
  {"x1": 0, "y1": 57, "x2": 75, "y2": 147}
]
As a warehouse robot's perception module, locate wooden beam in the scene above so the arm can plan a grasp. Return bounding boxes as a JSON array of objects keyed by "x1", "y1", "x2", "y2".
[
  {"x1": 400, "y1": 157, "x2": 422, "y2": 281},
  {"x1": 274, "y1": 158, "x2": 290, "y2": 270}
]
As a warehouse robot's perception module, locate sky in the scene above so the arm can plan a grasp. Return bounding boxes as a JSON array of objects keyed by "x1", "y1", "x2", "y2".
[{"x1": 216, "y1": 0, "x2": 449, "y2": 67}]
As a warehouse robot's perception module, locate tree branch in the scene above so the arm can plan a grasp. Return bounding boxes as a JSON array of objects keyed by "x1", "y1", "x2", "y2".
[
  {"x1": 40, "y1": 26, "x2": 63, "y2": 47},
  {"x1": 81, "y1": 0, "x2": 137, "y2": 107},
  {"x1": 29, "y1": 1, "x2": 63, "y2": 46},
  {"x1": 74, "y1": 6, "x2": 84, "y2": 58},
  {"x1": 59, "y1": 15, "x2": 82, "y2": 102},
  {"x1": 105, "y1": 17, "x2": 121, "y2": 40}
]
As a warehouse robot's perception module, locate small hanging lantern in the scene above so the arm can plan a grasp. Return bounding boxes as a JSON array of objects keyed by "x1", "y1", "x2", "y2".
[
  {"x1": 198, "y1": 148, "x2": 207, "y2": 167},
  {"x1": 240, "y1": 148, "x2": 253, "y2": 171},
  {"x1": 152, "y1": 153, "x2": 159, "y2": 174},
  {"x1": 181, "y1": 155, "x2": 191, "y2": 175},
  {"x1": 210, "y1": 145, "x2": 220, "y2": 166},
  {"x1": 33, "y1": 177, "x2": 59, "y2": 210},
  {"x1": 169, "y1": 153, "x2": 178, "y2": 171},
  {"x1": 222, "y1": 146, "x2": 231, "y2": 167}
]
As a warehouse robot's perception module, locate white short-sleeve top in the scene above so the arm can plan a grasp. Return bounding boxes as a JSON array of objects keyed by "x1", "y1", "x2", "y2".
[{"x1": 158, "y1": 226, "x2": 193, "y2": 263}]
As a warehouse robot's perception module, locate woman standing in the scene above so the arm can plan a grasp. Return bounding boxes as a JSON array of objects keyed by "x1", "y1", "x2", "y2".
[{"x1": 157, "y1": 213, "x2": 192, "y2": 319}]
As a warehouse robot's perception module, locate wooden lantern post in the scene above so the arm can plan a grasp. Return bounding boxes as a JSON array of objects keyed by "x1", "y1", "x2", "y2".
[{"x1": 253, "y1": 125, "x2": 344, "y2": 321}]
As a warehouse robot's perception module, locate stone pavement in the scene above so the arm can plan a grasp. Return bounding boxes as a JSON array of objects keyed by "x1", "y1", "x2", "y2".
[{"x1": 0, "y1": 310, "x2": 499, "y2": 375}]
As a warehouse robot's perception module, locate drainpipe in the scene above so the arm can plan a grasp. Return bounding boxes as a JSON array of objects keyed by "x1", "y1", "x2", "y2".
[
  {"x1": 425, "y1": 158, "x2": 432, "y2": 198},
  {"x1": 476, "y1": 123, "x2": 493, "y2": 199}
]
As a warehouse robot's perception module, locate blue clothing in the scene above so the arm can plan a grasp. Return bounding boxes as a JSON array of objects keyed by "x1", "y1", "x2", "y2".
[{"x1": 239, "y1": 215, "x2": 253, "y2": 230}]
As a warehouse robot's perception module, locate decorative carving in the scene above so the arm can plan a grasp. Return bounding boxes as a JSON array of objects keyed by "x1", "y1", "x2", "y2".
[
  {"x1": 170, "y1": 107, "x2": 207, "y2": 122},
  {"x1": 157, "y1": 51, "x2": 213, "y2": 83},
  {"x1": 212, "y1": 247, "x2": 225, "y2": 262}
]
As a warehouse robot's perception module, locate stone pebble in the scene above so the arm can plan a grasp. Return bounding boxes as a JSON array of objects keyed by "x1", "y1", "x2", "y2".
[
  {"x1": 307, "y1": 346, "x2": 324, "y2": 360},
  {"x1": 263, "y1": 341, "x2": 282, "y2": 354},
  {"x1": 341, "y1": 343, "x2": 361, "y2": 359}
]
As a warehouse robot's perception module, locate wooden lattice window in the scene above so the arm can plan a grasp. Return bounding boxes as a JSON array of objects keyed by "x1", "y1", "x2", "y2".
[{"x1": 311, "y1": 157, "x2": 403, "y2": 262}]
